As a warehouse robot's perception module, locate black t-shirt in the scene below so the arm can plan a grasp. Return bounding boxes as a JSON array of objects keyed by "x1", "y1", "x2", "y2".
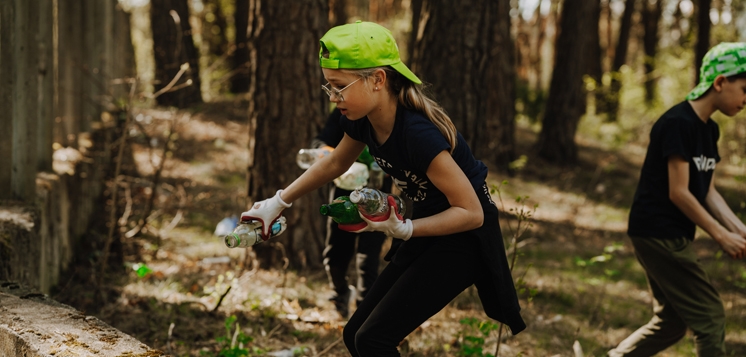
[
  {"x1": 339, "y1": 106, "x2": 489, "y2": 218},
  {"x1": 628, "y1": 101, "x2": 720, "y2": 240}
]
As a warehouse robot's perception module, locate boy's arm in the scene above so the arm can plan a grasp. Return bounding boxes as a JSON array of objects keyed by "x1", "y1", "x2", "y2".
[
  {"x1": 705, "y1": 174, "x2": 746, "y2": 237},
  {"x1": 668, "y1": 155, "x2": 746, "y2": 259}
]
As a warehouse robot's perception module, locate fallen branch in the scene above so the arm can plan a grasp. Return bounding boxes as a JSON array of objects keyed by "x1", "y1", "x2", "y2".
[
  {"x1": 210, "y1": 286, "x2": 232, "y2": 314},
  {"x1": 316, "y1": 336, "x2": 343, "y2": 357}
]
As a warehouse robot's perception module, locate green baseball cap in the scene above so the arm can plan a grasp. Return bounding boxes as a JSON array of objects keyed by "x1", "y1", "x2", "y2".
[
  {"x1": 687, "y1": 42, "x2": 746, "y2": 100},
  {"x1": 319, "y1": 21, "x2": 422, "y2": 84}
]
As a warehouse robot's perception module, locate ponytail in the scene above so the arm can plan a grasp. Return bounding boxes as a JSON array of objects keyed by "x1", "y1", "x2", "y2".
[{"x1": 349, "y1": 67, "x2": 458, "y2": 153}]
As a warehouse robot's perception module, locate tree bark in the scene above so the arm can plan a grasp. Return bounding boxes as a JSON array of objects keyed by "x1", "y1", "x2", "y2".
[
  {"x1": 694, "y1": 0, "x2": 712, "y2": 84},
  {"x1": 606, "y1": 0, "x2": 636, "y2": 122},
  {"x1": 247, "y1": 0, "x2": 329, "y2": 270},
  {"x1": 587, "y1": 0, "x2": 604, "y2": 111},
  {"x1": 230, "y1": 0, "x2": 250, "y2": 93},
  {"x1": 483, "y1": 0, "x2": 517, "y2": 172},
  {"x1": 369, "y1": 0, "x2": 402, "y2": 22},
  {"x1": 642, "y1": 0, "x2": 662, "y2": 104},
  {"x1": 329, "y1": 0, "x2": 348, "y2": 27},
  {"x1": 410, "y1": 0, "x2": 516, "y2": 171},
  {"x1": 535, "y1": 0, "x2": 595, "y2": 166},
  {"x1": 407, "y1": 0, "x2": 423, "y2": 63},
  {"x1": 150, "y1": 0, "x2": 203, "y2": 108}
]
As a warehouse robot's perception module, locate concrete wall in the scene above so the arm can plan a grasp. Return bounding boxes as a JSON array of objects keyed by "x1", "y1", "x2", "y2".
[
  {"x1": 0, "y1": 129, "x2": 110, "y2": 294},
  {"x1": 0, "y1": 282, "x2": 165, "y2": 357}
]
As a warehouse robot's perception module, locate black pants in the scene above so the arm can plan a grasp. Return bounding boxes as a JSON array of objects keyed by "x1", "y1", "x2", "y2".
[
  {"x1": 343, "y1": 234, "x2": 484, "y2": 356},
  {"x1": 324, "y1": 187, "x2": 386, "y2": 302}
]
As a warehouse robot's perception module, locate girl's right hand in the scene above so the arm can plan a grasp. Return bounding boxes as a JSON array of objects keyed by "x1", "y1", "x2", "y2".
[{"x1": 241, "y1": 190, "x2": 292, "y2": 239}]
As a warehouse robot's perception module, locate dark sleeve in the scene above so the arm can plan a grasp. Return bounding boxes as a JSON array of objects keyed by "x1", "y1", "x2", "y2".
[
  {"x1": 406, "y1": 119, "x2": 451, "y2": 174},
  {"x1": 658, "y1": 117, "x2": 692, "y2": 161},
  {"x1": 314, "y1": 108, "x2": 345, "y2": 148}
]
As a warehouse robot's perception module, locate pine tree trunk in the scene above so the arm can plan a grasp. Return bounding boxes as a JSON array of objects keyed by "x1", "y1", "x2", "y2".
[
  {"x1": 410, "y1": 0, "x2": 515, "y2": 171},
  {"x1": 535, "y1": 0, "x2": 595, "y2": 166},
  {"x1": 694, "y1": 0, "x2": 712, "y2": 83},
  {"x1": 606, "y1": 0, "x2": 636, "y2": 122},
  {"x1": 482, "y1": 0, "x2": 516, "y2": 172},
  {"x1": 587, "y1": 0, "x2": 604, "y2": 112},
  {"x1": 408, "y1": 0, "x2": 423, "y2": 62},
  {"x1": 246, "y1": 0, "x2": 329, "y2": 270},
  {"x1": 329, "y1": 0, "x2": 348, "y2": 27},
  {"x1": 150, "y1": 0, "x2": 203, "y2": 108},
  {"x1": 642, "y1": 0, "x2": 662, "y2": 104},
  {"x1": 230, "y1": 0, "x2": 250, "y2": 93}
]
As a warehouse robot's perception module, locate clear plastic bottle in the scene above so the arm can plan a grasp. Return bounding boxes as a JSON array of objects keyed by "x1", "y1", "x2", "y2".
[
  {"x1": 296, "y1": 147, "x2": 333, "y2": 169},
  {"x1": 224, "y1": 216, "x2": 287, "y2": 248},
  {"x1": 349, "y1": 188, "x2": 406, "y2": 219},
  {"x1": 367, "y1": 161, "x2": 384, "y2": 190},
  {"x1": 333, "y1": 162, "x2": 369, "y2": 190}
]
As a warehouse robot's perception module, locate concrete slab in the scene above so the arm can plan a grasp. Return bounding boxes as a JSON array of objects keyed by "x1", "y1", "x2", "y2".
[{"x1": 0, "y1": 285, "x2": 166, "y2": 357}]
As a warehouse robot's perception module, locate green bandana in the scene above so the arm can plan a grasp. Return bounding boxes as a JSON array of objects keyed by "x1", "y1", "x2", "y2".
[
  {"x1": 687, "y1": 42, "x2": 746, "y2": 100},
  {"x1": 319, "y1": 21, "x2": 422, "y2": 84}
]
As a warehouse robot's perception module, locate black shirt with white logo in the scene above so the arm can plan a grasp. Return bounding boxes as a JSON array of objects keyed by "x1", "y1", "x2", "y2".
[
  {"x1": 628, "y1": 101, "x2": 721, "y2": 240},
  {"x1": 338, "y1": 106, "x2": 527, "y2": 334},
  {"x1": 339, "y1": 106, "x2": 488, "y2": 218}
]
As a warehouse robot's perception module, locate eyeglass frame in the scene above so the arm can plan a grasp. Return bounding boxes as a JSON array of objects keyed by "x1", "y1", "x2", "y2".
[{"x1": 322, "y1": 77, "x2": 362, "y2": 102}]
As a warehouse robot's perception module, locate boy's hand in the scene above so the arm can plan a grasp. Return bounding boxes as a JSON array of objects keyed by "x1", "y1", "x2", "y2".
[
  {"x1": 716, "y1": 231, "x2": 746, "y2": 259},
  {"x1": 240, "y1": 190, "x2": 292, "y2": 239}
]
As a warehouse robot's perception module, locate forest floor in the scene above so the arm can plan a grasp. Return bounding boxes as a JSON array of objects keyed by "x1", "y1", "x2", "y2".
[{"x1": 51, "y1": 100, "x2": 746, "y2": 357}]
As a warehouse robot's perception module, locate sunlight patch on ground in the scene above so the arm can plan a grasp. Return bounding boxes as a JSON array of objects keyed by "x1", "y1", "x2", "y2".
[{"x1": 488, "y1": 175, "x2": 628, "y2": 233}]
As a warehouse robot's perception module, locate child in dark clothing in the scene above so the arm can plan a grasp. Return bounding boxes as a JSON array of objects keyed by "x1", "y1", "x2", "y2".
[
  {"x1": 313, "y1": 107, "x2": 390, "y2": 319},
  {"x1": 240, "y1": 21, "x2": 525, "y2": 356},
  {"x1": 609, "y1": 42, "x2": 746, "y2": 357}
]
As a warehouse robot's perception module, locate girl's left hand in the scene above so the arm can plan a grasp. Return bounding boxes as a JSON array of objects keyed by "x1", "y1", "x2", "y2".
[{"x1": 351, "y1": 196, "x2": 413, "y2": 240}]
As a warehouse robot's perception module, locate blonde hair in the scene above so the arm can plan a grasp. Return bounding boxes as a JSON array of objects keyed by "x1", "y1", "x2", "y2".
[{"x1": 349, "y1": 67, "x2": 457, "y2": 153}]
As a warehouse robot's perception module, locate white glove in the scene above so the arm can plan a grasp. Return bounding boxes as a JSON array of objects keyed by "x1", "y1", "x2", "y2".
[
  {"x1": 240, "y1": 190, "x2": 292, "y2": 239},
  {"x1": 351, "y1": 196, "x2": 413, "y2": 240}
]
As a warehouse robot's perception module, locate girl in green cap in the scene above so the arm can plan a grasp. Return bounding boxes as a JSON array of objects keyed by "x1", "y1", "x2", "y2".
[
  {"x1": 241, "y1": 21, "x2": 525, "y2": 356},
  {"x1": 609, "y1": 42, "x2": 746, "y2": 357}
]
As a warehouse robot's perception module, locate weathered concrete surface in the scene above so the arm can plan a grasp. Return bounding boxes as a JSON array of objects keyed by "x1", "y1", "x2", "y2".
[
  {"x1": 0, "y1": 130, "x2": 111, "y2": 294},
  {"x1": 0, "y1": 283, "x2": 166, "y2": 357}
]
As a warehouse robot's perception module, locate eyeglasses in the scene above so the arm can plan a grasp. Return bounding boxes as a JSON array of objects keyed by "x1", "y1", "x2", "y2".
[{"x1": 322, "y1": 78, "x2": 361, "y2": 102}]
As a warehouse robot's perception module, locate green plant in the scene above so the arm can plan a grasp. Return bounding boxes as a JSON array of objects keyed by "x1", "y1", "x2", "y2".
[
  {"x1": 574, "y1": 242, "x2": 624, "y2": 279},
  {"x1": 201, "y1": 315, "x2": 257, "y2": 357},
  {"x1": 456, "y1": 317, "x2": 501, "y2": 357},
  {"x1": 490, "y1": 180, "x2": 539, "y2": 356}
]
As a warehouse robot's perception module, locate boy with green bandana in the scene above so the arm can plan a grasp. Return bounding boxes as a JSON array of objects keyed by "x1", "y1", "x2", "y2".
[{"x1": 609, "y1": 42, "x2": 746, "y2": 356}]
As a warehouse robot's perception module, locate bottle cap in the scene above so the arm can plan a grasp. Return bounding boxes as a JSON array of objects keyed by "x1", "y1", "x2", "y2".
[{"x1": 349, "y1": 190, "x2": 362, "y2": 203}]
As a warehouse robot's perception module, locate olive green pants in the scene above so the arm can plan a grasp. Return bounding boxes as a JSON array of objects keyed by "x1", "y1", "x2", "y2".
[{"x1": 608, "y1": 236, "x2": 725, "y2": 357}]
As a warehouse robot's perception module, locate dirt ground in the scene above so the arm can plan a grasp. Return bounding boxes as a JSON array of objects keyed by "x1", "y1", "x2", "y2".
[{"x1": 51, "y1": 100, "x2": 746, "y2": 357}]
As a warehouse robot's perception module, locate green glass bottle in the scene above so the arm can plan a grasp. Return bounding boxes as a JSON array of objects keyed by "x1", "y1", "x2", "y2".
[
  {"x1": 357, "y1": 146, "x2": 375, "y2": 167},
  {"x1": 320, "y1": 196, "x2": 363, "y2": 225}
]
